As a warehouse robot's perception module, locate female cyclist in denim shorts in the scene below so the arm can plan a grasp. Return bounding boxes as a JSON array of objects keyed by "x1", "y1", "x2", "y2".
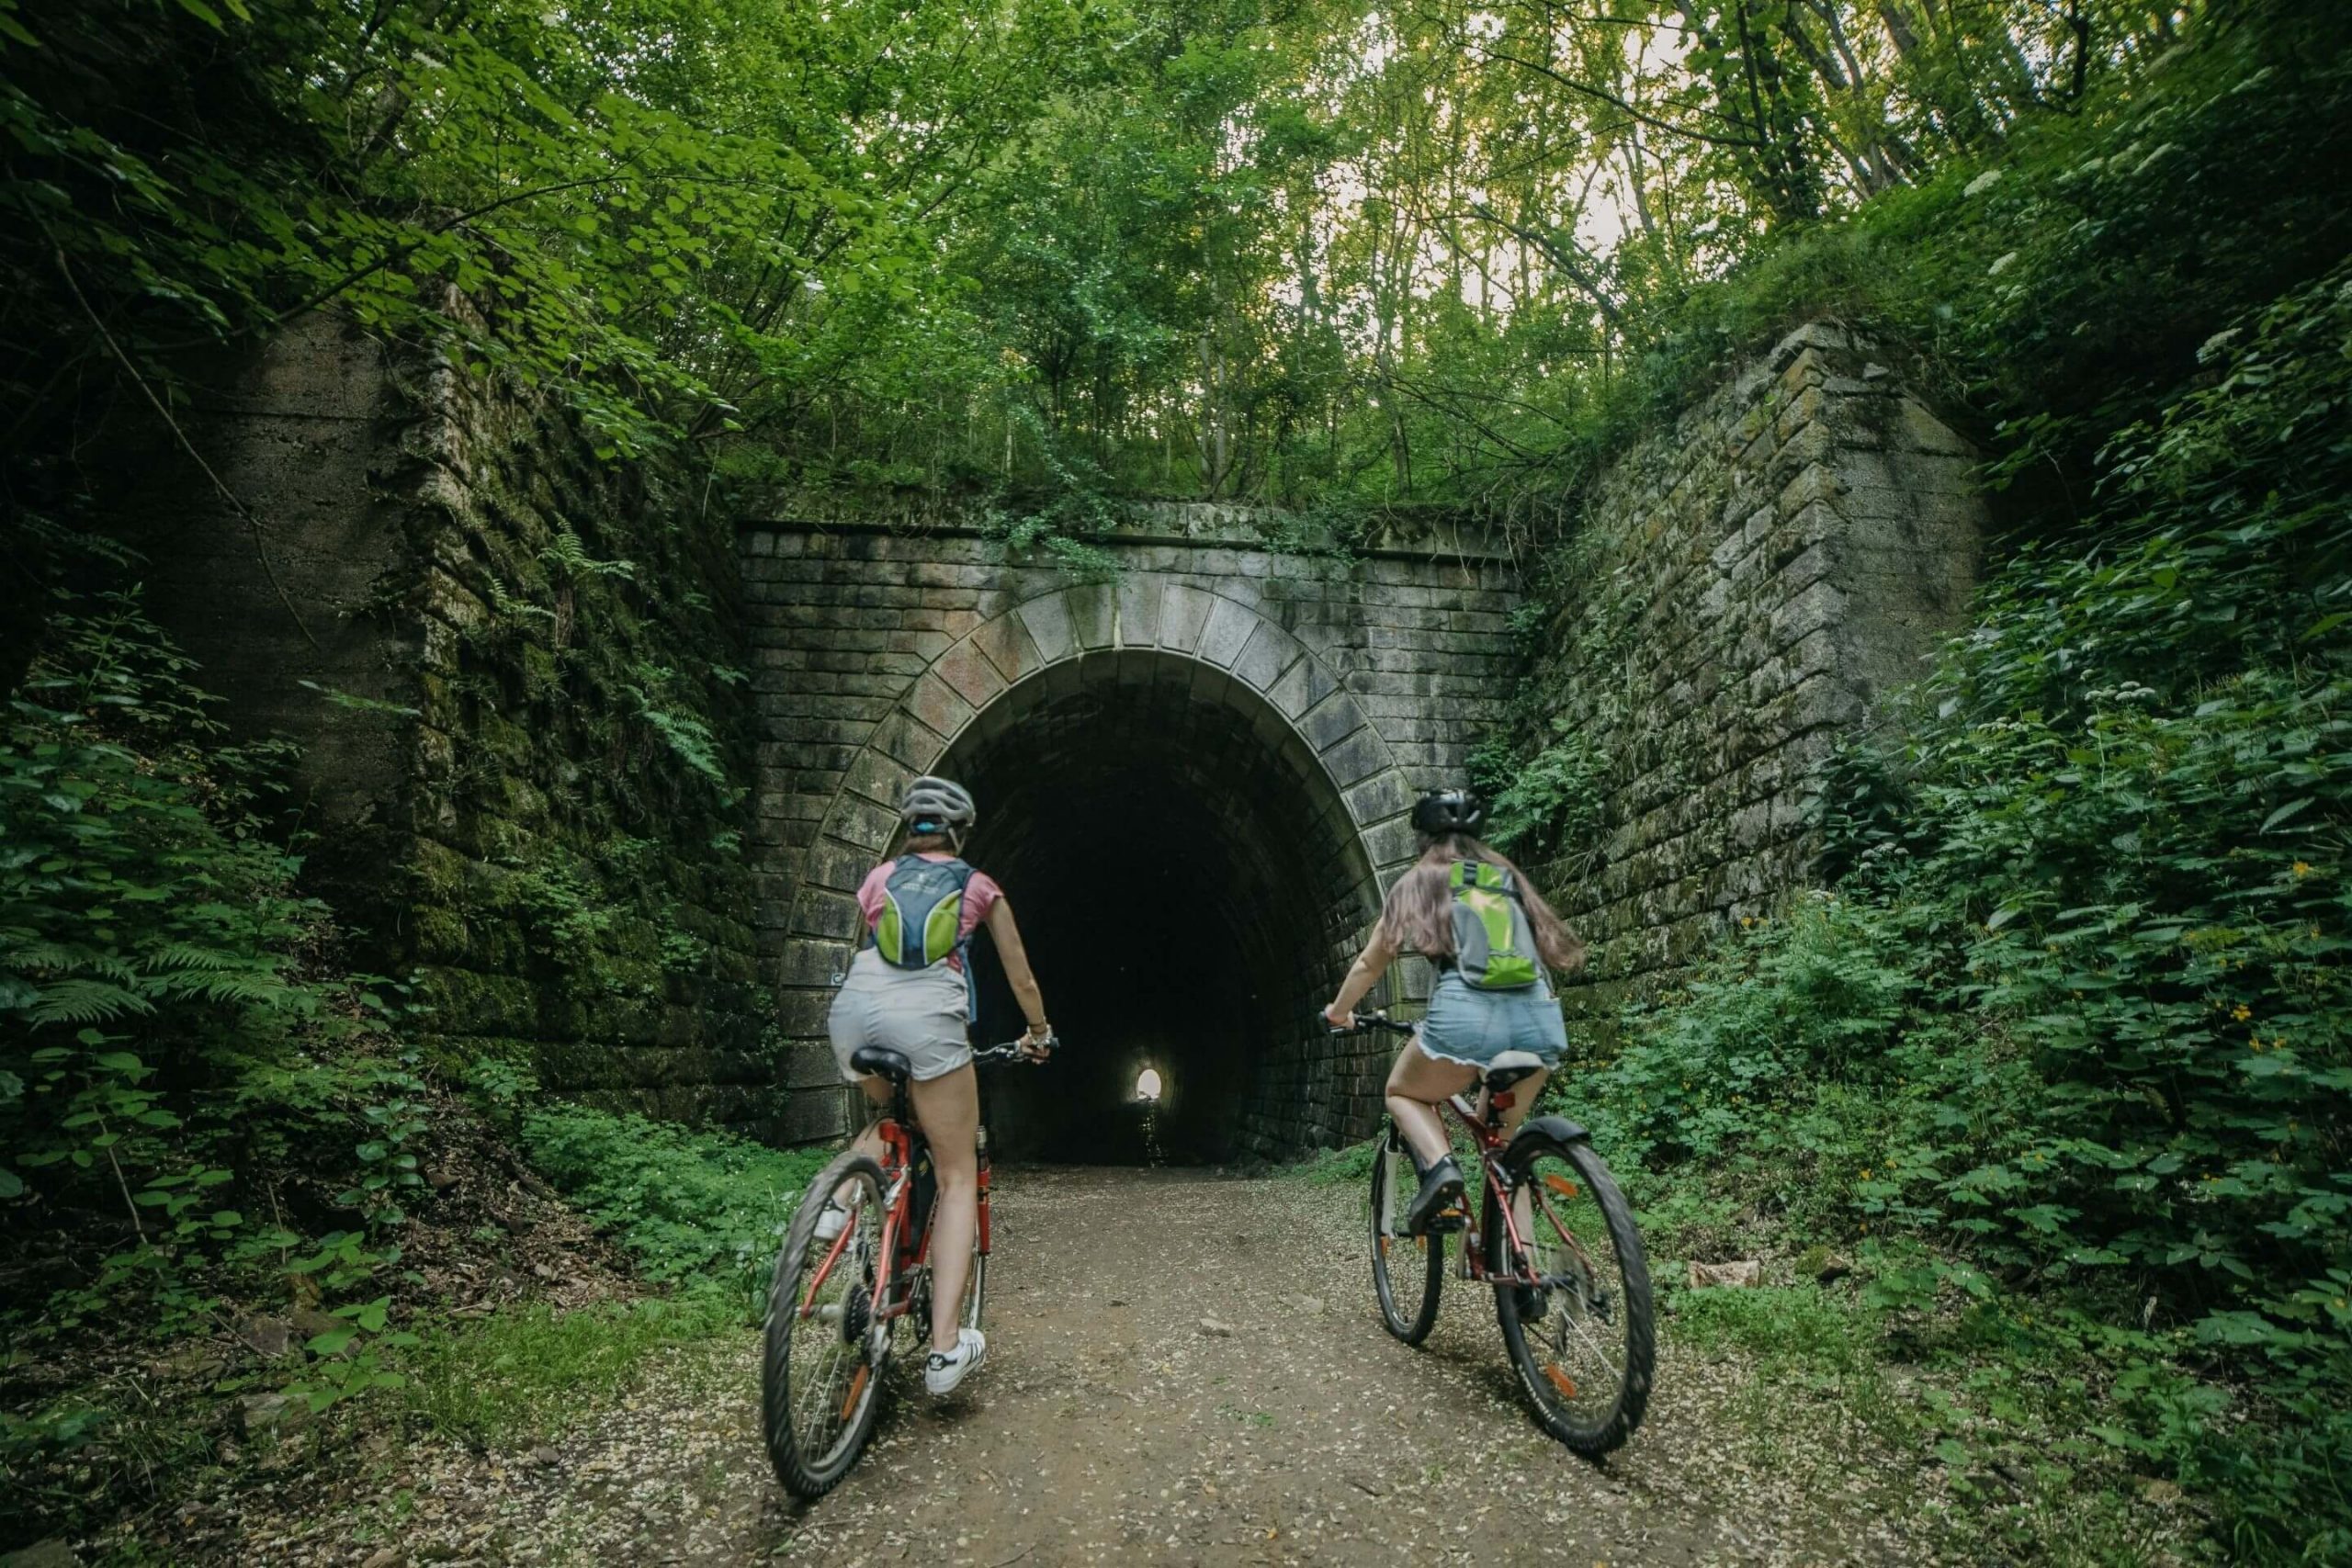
[{"x1": 1324, "y1": 788, "x2": 1586, "y2": 1234}]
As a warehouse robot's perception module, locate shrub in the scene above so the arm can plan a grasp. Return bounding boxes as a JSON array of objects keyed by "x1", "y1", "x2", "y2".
[
  {"x1": 1, "y1": 595, "x2": 421, "y2": 1337},
  {"x1": 1560, "y1": 266, "x2": 2352, "y2": 1562},
  {"x1": 506, "y1": 1091, "x2": 831, "y2": 1314}
]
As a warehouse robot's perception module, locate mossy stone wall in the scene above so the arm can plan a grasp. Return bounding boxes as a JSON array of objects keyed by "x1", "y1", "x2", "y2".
[
  {"x1": 123, "y1": 311, "x2": 1984, "y2": 1146},
  {"x1": 1522, "y1": 322, "x2": 1985, "y2": 1025},
  {"x1": 123, "y1": 312, "x2": 776, "y2": 1131}
]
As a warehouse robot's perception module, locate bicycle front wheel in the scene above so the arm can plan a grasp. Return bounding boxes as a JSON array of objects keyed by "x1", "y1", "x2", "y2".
[
  {"x1": 1487, "y1": 1129, "x2": 1654, "y2": 1455},
  {"x1": 763, "y1": 1151, "x2": 890, "y2": 1498},
  {"x1": 1369, "y1": 1126, "x2": 1443, "y2": 1344}
]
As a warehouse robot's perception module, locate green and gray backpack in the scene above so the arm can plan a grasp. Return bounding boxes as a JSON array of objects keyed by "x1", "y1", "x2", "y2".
[
  {"x1": 868, "y1": 855, "x2": 977, "y2": 971},
  {"x1": 1446, "y1": 860, "x2": 1542, "y2": 990}
]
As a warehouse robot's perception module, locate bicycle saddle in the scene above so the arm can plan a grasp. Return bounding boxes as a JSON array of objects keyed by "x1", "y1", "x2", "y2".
[
  {"x1": 850, "y1": 1045, "x2": 914, "y2": 1081},
  {"x1": 1484, "y1": 1051, "x2": 1546, "y2": 1092}
]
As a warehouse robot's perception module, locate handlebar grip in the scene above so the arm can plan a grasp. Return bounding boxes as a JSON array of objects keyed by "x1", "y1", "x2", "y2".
[{"x1": 1324, "y1": 1010, "x2": 1412, "y2": 1034}]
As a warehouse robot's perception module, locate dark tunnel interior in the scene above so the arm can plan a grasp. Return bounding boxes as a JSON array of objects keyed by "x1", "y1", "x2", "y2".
[{"x1": 943, "y1": 654, "x2": 1378, "y2": 1165}]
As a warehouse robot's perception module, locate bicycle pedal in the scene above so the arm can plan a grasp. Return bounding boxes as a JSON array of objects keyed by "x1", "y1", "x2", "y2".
[{"x1": 1426, "y1": 1208, "x2": 1468, "y2": 1234}]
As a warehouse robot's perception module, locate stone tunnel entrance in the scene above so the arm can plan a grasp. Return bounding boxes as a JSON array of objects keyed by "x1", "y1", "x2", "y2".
[
  {"x1": 947, "y1": 652, "x2": 1381, "y2": 1164},
  {"x1": 747, "y1": 540, "x2": 1518, "y2": 1154}
]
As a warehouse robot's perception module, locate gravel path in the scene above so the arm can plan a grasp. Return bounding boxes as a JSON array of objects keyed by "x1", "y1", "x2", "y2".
[{"x1": 211, "y1": 1167, "x2": 1945, "y2": 1566}]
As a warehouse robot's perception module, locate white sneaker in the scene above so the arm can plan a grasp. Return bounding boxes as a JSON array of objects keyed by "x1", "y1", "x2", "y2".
[{"x1": 922, "y1": 1327, "x2": 986, "y2": 1396}]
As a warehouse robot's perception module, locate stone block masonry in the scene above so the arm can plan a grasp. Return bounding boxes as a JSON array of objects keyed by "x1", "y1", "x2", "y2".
[
  {"x1": 1524, "y1": 322, "x2": 1985, "y2": 1024},
  {"x1": 114, "y1": 307, "x2": 1982, "y2": 1156},
  {"x1": 117, "y1": 310, "x2": 776, "y2": 1132},
  {"x1": 739, "y1": 503, "x2": 1528, "y2": 1151}
]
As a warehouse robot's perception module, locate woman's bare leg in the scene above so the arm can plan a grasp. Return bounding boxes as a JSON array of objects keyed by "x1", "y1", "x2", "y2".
[
  {"x1": 1495, "y1": 1067, "x2": 1550, "y2": 1235},
  {"x1": 1385, "y1": 1042, "x2": 1478, "y2": 1168},
  {"x1": 907, "y1": 1064, "x2": 981, "y2": 1354}
]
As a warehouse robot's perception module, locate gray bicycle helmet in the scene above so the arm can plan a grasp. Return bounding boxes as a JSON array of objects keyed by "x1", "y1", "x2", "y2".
[{"x1": 899, "y1": 775, "x2": 977, "y2": 836}]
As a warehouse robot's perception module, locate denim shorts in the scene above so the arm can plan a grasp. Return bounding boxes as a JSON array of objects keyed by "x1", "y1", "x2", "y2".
[{"x1": 1416, "y1": 970, "x2": 1567, "y2": 1070}]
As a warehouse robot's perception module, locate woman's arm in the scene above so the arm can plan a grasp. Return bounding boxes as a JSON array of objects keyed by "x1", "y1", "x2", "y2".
[
  {"x1": 1323, "y1": 923, "x2": 1399, "y2": 1028},
  {"x1": 983, "y1": 897, "x2": 1054, "y2": 1056}
]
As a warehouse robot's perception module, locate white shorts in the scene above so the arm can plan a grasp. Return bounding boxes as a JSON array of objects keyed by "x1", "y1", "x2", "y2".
[{"x1": 826, "y1": 948, "x2": 974, "y2": 1082}]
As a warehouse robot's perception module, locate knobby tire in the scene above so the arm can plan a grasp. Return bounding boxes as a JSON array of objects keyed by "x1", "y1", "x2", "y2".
[
  {"x1": 1369, "y1": 1126, "x2": 1444, "y2": 1344},
  {"x1": 1487, "y1": 1130, "x2": 1655, "y2": 1455},
  {"x1": 763, "y1": 1150, "x2": 890, "y2": 1498}
]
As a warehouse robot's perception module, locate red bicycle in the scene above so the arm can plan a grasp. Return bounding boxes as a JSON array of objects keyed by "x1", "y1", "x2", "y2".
[
  {"x1": 1352, "y1": 1012, "x2": 1655, "y2": 1455},
  {"x1": 761, "y1": 1039, "x2": 1037, "y2": 1497}
]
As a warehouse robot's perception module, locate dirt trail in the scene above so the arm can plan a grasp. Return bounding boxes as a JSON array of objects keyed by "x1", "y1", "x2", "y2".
[{"x1": 220, "y1": 1168, "x2": 1937, "y2": 1566}]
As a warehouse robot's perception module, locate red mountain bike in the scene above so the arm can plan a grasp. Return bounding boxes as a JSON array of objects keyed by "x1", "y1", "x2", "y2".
[
  {"x1": 762, "y1": 1039, "x2": 1038, "y2": 1498},
  {"x1": 1351, "y1": 1012, "x2": 1655, "y2": 1455}
]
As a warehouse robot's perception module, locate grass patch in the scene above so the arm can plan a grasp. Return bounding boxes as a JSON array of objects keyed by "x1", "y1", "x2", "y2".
[
  {"x1": 394, "y1": 1296, "x2": 736, "y2": 1450},
  {"x1": 1664, "y1": 1275, "x2": 2194, "y2": 1564},
  {"x1": 1286, "y1": 1137, "x2": 1377, "y2": 1188},
  {"x1": 499, "y1": 1091, "x2": 836, "y2": 1314}
]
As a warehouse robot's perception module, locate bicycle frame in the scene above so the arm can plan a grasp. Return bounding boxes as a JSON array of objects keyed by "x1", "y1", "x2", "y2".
[
  {"x1": 794, "y1": 1042, "x2": 1022, "y2": 1354},
  {"x1": 1433, "y1": 1089, "x2": 1542, "y2": 1288},
  {"x1": 1357, "y1": 1014, "x2": 1605, "y2": 1295}
]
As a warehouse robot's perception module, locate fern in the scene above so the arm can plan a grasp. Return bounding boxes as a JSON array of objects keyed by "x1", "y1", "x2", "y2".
[
  {"x1": 537, "y1": 528, "x2": 635, "y2": 581},
  {"x1": 23, "y1": 979, "x2": 154, "y2": 1025},
  {"x1": 4, "y1": 943, "x2": 136, "y2": 982},
  {"x1": 143, "y1": 942, "x2": 251, "y2": 972},
  {"x1": 169, "y1": 972, "x2": 304, "y2": 1010}
]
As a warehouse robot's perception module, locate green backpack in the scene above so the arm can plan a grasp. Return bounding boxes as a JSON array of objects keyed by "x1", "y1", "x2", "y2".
[
  {"x1": 1446, "y1": 860, "x2": 1541, "y2": 990},
  {"x1": 870, "y1": 855, "x2": 977, "y2": 971}
]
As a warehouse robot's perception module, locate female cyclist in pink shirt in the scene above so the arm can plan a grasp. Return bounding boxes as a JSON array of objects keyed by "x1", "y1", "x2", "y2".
[{"x1": 823, "y1": 776, "x2": 1053, "y2": 1394}]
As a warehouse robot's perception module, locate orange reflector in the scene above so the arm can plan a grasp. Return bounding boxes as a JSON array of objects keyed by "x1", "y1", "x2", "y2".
[
  {"x1": 1544, "y1": 1175, "x2": 1580, "y2": 1199},
  {"x1": 1377, "y1": 1236, "x2": 1389, "y2": 1258},
  {"x1": 1545, "y1": 1365, "x2": 1578, "y2": 1400},
  {"x1": 839, "y1": 1364, "x2": 871, "y2": 1421}
]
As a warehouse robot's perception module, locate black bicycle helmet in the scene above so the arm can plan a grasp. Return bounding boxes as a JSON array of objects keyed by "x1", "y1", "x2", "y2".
[
  {"x1": 1411, "y1": 787, "x2": 1485, "y2": 837},
  {"x1": 899, "y1": 775, "x2": 977, "y2": 836}
]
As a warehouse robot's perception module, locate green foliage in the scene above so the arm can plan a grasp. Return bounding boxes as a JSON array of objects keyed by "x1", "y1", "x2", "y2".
[
  {"x1": 497, "y1": 1075, "x2": 830, "y2": 1315},
  {"x1": 21, "y1": 0, "x2": 2329, "y2": 545},
  {"x1": 498, "y1": 832, "x2": 727, "y2": 995},
  {"x1": 1290, "y1": 1137, "x2": 1377, "y2": 1188},
  {"x1": 624, "y1": 665, "x2": 731, "y2": 793},
  {"x1": 393, "y1": 1295, "x2": 730, "y2": 1450},
  {"x1": 1563, "y1": 265, "x2": 2352, "y2": 1562},
  {"x1": 1473, "y1": 726, "x2": 1611, "y2": 867},
  {"x1": 1, "y1": 595, "x2": 419, "y2": 1335},
  {"x1": 0, "y1": 594, "x2": 451, "y2": 1541}
]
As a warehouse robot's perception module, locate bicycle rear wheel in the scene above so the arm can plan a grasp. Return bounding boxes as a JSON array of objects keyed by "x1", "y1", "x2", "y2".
[
  {"x1": 1369, "y1": 1126, "x2": 1443, "y2": 1344},
  {"x1": 1487, "y1": 1128, "x2": 1654, "y2": 1455},
  {"x1": 763, "y1": 1151, "x2": 891, "y2": 1498}
]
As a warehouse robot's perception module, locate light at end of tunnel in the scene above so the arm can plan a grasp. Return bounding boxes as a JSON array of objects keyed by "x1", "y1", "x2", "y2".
[{"x1": 1135, "y1": 1066, "x2": 1163, "y2": 1102}]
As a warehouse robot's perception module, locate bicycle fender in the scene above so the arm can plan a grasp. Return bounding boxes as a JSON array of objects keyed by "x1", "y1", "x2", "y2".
[{"x1": 1512, "y1": 1113, "x2": 1589, "y2": 1149}]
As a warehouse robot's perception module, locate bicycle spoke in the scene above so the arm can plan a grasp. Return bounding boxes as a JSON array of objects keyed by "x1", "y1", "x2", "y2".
[
  {"x1": 1369, "y1": 1130, "x2": 1443, "y2": 1343},
  {"x1": 1490, "y1": 1135, "x2": 1653, "y2": 1455},
  {"x1": 772, "y1": 1165, "x2": 888, "y2": 1481}
]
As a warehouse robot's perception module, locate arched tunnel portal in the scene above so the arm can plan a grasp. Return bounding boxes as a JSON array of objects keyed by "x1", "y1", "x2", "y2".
[
  {"x1": 752, "y1": 554, "x2": 1515, "y2": 1158},
  {"x1": 944, "y1": 652, "x2": 1386, "y2": 1165}
]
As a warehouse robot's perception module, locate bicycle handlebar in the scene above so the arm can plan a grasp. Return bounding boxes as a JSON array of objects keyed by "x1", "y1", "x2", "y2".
[
  {"x1": 1327, "y1": 1010, "x2": 1414, "y2": 1036},
  {"x1": 972, "y1": 1035, "x2": 1057, "y2": 1065}
]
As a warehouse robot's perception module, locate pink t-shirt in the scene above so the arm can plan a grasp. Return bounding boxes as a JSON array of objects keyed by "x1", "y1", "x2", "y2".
[{"x1": 855, "y1": 853, "x2": 1002, "y2": 972}]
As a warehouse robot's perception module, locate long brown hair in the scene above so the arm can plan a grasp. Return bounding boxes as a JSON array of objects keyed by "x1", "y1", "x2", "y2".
[{"x1": 1377, "y1": 833, "x2": 1586, "y2": 973}]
